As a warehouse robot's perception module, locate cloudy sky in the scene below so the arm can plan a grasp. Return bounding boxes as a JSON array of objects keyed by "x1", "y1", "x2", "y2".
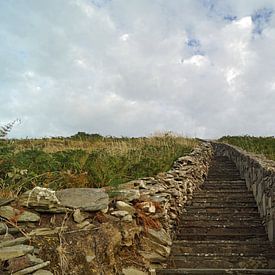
[{"x1": 1, "y1": 0, "x2": 275, "y2": 138}]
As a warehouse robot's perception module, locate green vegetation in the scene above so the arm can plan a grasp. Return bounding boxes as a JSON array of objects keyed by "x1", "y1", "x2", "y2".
[
  {"x1": 220, "y1": 136, "x2": 275, "y2": 161},
  {"x1": 0, "y1": 132, "x2": 198, "y2": 197}
]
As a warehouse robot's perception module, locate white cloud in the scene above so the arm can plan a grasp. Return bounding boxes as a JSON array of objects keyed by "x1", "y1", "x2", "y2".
[{"x1": 0, "y1": 0, "x2": 275, "y2": 138}]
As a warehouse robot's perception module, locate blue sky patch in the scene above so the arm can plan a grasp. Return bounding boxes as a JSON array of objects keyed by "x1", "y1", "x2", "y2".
[
  {"x1": 89, "y1": 0, "x2": 111, "y2": 8},
  {"x1": 224, "y1": 15, "x2": 237, "y2": 22},
  {"x1": 186, "y1": 38, "x2": 204, "y2": 55},
  {"x1": 252, "y1": 7, "x2": 273, "y2": 34}
]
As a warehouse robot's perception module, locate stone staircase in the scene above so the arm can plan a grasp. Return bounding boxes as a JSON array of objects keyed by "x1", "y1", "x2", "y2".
[{"x1": 157, "y1": 155, "x2": 275, "y2": 274}]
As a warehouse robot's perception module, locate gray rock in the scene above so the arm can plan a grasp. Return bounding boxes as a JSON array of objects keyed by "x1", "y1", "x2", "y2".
[
  {"x1": 13, "y1": 261, "x2": 50, "y2": 275},
  {"x1": 27, "y1": 254, "x2": 44, "y2": 264},
  {"x1": 0, "y1": 197, "x2": 15, "y2": 207},
  {"x1": 147, "y1": 228, "x2": 172, "y2": 246},
  {"x1": 73, "y1": 209, "x2": 89, "y2": 223},
  {"x1": 19, "y1": 187, "x2": 67, "y2": 213},
  {"x1": 56, "y1": 188, "x2": 109, "y2": 211},
  {"x1": 138, "y1": 201, "x2": 156, "y2": 213},
  {"x1": 122, "y1": 267, "x2": 147, "y2": 275},
  {"x1": 116, "y1": 201, "x2": 135, "y2": 214},
  {"x1": 32, "y1": 270, "x2": 53, "y2": 275},
  {"x1": 0, "y1": 205, "x2": 40, "y2": 222},
  {"x1": 0, "y1": 244, "x2": 34, "y2": 261},
  {"x1": 0, "y1": 236, "x2": 29, "y2": 248},
  {"x1": 111, "y1": 210, "x2": 129, "y2": 218},
  {"x1": 121, "y1": 214, "x2": 133, "y2": 222},
  {"x1": 141, "y1": 237, "x2": 171, "y2": 257},
  {"x1": 109, "y1": 189, "x2": 140, "y2": 202},
  {"x1": 28, "y1": 227, "x2": 67, "y2": 236},
  {"x1": 0, "y1": 222, "x2": 8, "y2": 234}
]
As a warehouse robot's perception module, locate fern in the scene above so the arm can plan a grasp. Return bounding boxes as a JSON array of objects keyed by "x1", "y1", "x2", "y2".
[{"x1": 0, "y1": 119, "x2": 20, "y2": 138}]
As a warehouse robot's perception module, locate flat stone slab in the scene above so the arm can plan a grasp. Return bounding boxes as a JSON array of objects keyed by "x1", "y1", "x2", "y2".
[
  {"x1": 0, "y1": 237, "x2": 29, "y2": 248},
  {"x1": 0, "y1": 197, "x2": 15, "y2": 207},
  {"x1": 0, "y1": 244, "x2": 34, "y2": 261},
  {"x1": 0, "y1": 206, "x2": 40, "y2": 222},
  {"x1": 56, "y1": 188, "x2": 109, "y2": 211},
  {"x1": 108, "y1": 189, "x2": 140, "y2": 202}
]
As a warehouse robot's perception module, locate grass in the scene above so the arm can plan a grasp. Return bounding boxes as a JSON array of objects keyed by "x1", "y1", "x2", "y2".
[
  {"x1": 0, "y1": 132, "x2": 198, "y2": 197},
  {"x1": 219, "y1": 136, "x2": 275, "y2": 161}
]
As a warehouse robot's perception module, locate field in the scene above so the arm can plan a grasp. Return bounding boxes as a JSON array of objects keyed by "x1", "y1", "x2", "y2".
[
  {"x1": 219, "y1": 136, "x2": 275, "y2": 161},
  {"x1": 0, "y1": 132, "x2": 198, "y2": 197}
]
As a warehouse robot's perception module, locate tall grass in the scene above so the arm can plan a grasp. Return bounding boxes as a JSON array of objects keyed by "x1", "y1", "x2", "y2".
[
  {"x1": 219, "y1": 136, "x2": 275, "y2": 161},
  {"x1": 0, "y1": 133, "x2": 198, "y2": 197}
]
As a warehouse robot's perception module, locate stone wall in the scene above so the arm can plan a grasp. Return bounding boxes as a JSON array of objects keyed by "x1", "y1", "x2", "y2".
[
  {"x1": 213, "y1": 142, "x2": 275, "y2": 243},
  {"x1": 0, "y1": 142, "x2": 213, "y2": 275}
]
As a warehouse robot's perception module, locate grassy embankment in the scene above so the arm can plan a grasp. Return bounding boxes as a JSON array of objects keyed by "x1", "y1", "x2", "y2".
[
  {"x1": 220, "y1": 136, "x2": 275, "y2": 161},
  {"x1": 0, "y1": 132, "x2": 198, "y2": 197}
]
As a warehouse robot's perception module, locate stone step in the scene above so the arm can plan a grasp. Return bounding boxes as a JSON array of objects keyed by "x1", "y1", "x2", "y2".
[
  {"x1": 178, "y1": 220, "x2": 263, "y2": 228},
  {"x1": 191, "y1": 197, "x2": 256, "y2": 203},
  {"x1": 176, "y1": 232, "x2": 268, "y2": 241},
  {"x1": 202, "y1": 184, "x2": 247, "y2": 188},
  {"x1": 202, "y1": 186, "x2": 247, "y2": 190},
  {"x1": 190, "y1": 202, "x2": 257, "y2": 208},
  {"x1": 160, "y1": 155, "x2": 274, "y2": 274},
  {"x1": 177, "y1": 225, "x2": 266, "y2": 236},
  {"x1": 208, "y1": 179, "x2": 242, "y2": 181},
  {"x1": 166, "y1": 255, "x2": 272, "y2": 269},
  {"x1": 196, "y1": 190, "x2": 250, "y2": 195},
  {"x1": 171, "y1": 241, "x2": 275, "y2": 255},
  {"x1": 181, "y1": 216, "x2": 263, "y2": 222},
  {"x1": 186, "y1": 207, "x2": 258, "y2": 214},
  {"x1": 193, "y1": 194, "x2": 255, "y2": 200},
  {"x1": 207, "y1": 172, "x2": 241, "y2": 175},
  {"x1": 157, "y1": 268, "x2": 275, "y2": 274},
  {"x1": 170, "y1": 252, "x2": 275, "y2": 258},
  {"x1": 204, "y1": 180, "x2": 246, "y2": 184}
]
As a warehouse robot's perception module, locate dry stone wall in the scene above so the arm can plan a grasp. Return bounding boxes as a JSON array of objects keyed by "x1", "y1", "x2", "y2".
[
  {"x1": 0, "y1": 143, "x2": 213, "y2": 275},
  {"x1": 213, "y1": 142, "x2": 275, "y2": 243}
]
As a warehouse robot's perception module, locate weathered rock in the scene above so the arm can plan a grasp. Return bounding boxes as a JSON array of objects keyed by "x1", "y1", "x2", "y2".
[
  {"x1": 109, "y1": 189, "x2": 140, "y2": 202},
  {"x1": 0, "y1": 222, "x2": 8, "y2": 234},
  {"x1": 122, "y1": 267, "x2": 147, "y2": 275},
  {"x1": 138, "y1": 201, "x2": 156, "y2": 213},
  {"x1": 147, "y1": 228, "x2": 172, "y2": 246},
  {"x1": 141, "y1": 237, "x2": 171, "y2": 258},
  {"x1": 0, "y1": 236, "x2": 29, "y2": 248},
  {"x1": 76, "y1": 220, "x2": 90, "y2": 229},
  {"x1": 73, "y1": 209, "x2": 89, "y2": 223},
  {"x1": 121, "y1": 214, "x2": 133, "y2": 222},
  {"x1": 8, "y1": 255, "x2": 32, "y2": 273},
  {"x1": 0, "y1": 205, "x2": 40, "y2": 222},
  {"x1": 13, "y1": 261, "x2": 50, "y2": 275},
  {"x1": 56, "y1": 188, "x2": 109, "y2": 211},
  {"x1": 28, "y1": 227, "x2": 68, "y2": 236},
  {"x1": 111, "y1": 210, "x2": 130, "y2": 218},
  {"x1": 0, "y1": 197, "x2": 15, "y2": 207},
  {"x1": 116, "y1": 201, "x2": 135, "y2": 214},
  {"x1": 121, "y1": 224, "x2": 142, "y2": 246},
  {"x1": 139, "y1": 250, "x2": 166, "y2": 262},
  {"x1": 19, "y1": 187, "x2": 67, "y2": 213},
  {"x1": 0, "y1": 244, "x2": 34, "y2": 261},
  {"x1": 7, "y1": 254, "x2": 43, "y2": 273},
  {"x1": 33, "y1": 270, "x2": 53, "y2": 275},
  {"x1": 0, "y1": 233, "x2": 13, "y2": 242}
]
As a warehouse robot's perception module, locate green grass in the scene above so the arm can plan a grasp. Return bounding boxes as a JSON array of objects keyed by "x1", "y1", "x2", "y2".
[
  {"x1": 0, "y1": 133, "x2": 198, "y2": 197},
  {"x1": 219, "y1": 136, "x2": 275, "y2": 161}
]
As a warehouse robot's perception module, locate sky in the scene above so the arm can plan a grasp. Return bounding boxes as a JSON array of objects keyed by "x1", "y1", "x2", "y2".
[{"x1": 1, "y1": 0, "x2": 275, "y2": 139}]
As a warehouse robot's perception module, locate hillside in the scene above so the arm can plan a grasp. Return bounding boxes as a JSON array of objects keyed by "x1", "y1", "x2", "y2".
[
  {"x1": 219, "y1": 136, "x2": 275, "y2": 161},
  {"x1": 0, "y1": 133, "x2": 198, "y2": 198}
]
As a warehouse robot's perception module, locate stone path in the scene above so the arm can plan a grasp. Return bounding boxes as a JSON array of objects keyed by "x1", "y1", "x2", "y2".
[{"x1": 158, "y1": 155, "x2": 275, "y2": 274}]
